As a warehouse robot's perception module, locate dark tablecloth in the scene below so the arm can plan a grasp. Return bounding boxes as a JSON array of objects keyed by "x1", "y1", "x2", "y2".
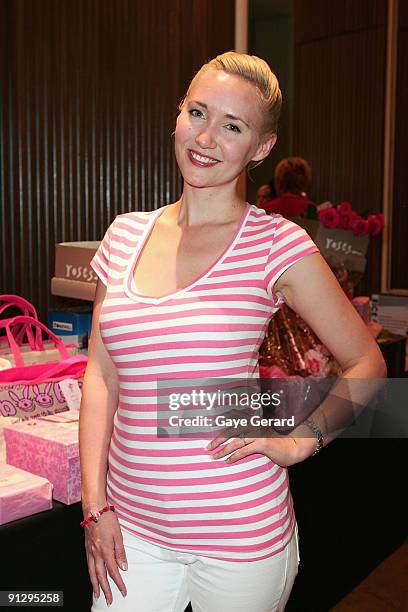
[{"x1": 1, "y1": 439, "x2": 406, "y2": 612}]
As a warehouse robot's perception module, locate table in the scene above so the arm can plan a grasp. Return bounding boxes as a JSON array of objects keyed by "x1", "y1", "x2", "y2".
[
  {"x1": 1, "y1": 442, "x2": 406, "y2": 611},
  {"x1": 0, "y1": 501, "x2": 91, "y2": 611}
]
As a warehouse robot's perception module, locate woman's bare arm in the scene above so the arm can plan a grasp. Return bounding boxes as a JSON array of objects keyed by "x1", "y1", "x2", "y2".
[
  {"x1": 208, "y1": 252, "x2": 386, "y2": 464},
  {"x1": 274, "y1": 252, "x2": 387, "y2": 455},
  {"x1": 79, "y1": 280, "x2": 119, "y2": 509},
  {"x1": 79, "y1": 279, "x2": 128, "y2": 605}
]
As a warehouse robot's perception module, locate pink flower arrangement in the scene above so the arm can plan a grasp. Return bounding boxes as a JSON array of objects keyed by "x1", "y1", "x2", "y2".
[
  {"x1": 338, "y1": 210, "x2": 356, "y2": 230},
  {"x1": 319, "y1": 202, "x2": 384, "y2": 237},
  {"x1": 304, "y1": 349, "x2": 330, "y2": 378},
  {"x1": 319, "y1": 207, "x2": 340, "y2": 229},
  {"x1": 351, "y1": 218, "x2": 370, "y2": 236},
  {"x1": 337, "y1": 201, "x2": 352, "y2": 215},
  {"x1": 367, "y1": 213, "x2": 384, "y2": 236}
]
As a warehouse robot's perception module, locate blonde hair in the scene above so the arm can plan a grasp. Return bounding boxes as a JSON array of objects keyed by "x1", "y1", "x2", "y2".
[{"x1": 180, "y1": 51, "x2": 282, "y2": 135}]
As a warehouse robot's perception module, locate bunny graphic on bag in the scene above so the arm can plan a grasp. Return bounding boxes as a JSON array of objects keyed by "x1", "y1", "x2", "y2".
[
  {"x1": 0, "y1": 400, "x2": 17, "y2": 417},
  {"x1": 8, "y1": 387, "x2": 34, "y2": 412},
  {"x1": 4, "y1": 382, "x2": 74, "y2": 419},
  {"x1": 54, "y1": 382, "x2": 66, "y2": 404},
  {"x1": 32, "y1": 383, "x2": 54, "y2": 407},
  {"x1": 0, "y1": 316, "x2": 87, "y2": 420}
]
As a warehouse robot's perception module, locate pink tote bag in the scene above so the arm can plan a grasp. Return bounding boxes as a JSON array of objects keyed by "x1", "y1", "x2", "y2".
[
  {"x1": 0, "y1": 294, "x2": 41, "y2": 348},
  {"x1": 0, "y1": 316, "x2": 87, "y2": 419}
]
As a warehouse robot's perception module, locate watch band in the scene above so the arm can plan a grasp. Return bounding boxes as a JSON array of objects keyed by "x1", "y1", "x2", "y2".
[{"x1": 304, "y1": 418, "x2": 324, "y2": 456}]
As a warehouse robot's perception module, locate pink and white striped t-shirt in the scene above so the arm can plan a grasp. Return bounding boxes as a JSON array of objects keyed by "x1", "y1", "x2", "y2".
[{"x1": 90, "y1": 203, "x2": 319, "y2": 562}]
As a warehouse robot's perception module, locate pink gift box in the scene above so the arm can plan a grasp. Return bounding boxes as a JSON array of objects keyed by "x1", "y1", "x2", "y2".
[
  {"x1": 4, "y1": 413, "x2": 80, "y2": 505},
  {"x1": 0, "y1": 463, "x2": 52, "y2": 524}
]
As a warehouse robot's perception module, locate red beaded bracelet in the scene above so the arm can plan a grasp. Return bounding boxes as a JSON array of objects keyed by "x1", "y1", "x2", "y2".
[{"x1": 80, "y1": 505, "x2": 115, "y2": 527}]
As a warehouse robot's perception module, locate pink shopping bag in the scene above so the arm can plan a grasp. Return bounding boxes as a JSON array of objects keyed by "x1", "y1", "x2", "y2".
[
  {"x1": 0, "y1": 294, "x2": 41, "y2": 348},
  {"x1": 0, "y1": 310, "x2": 78, "y2": 368},
  {"x1": 0, "y1": 316, "x2": 87, "y2": 420}
]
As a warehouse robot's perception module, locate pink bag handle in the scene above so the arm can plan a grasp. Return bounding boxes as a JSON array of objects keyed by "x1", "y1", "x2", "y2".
[
  {"x1": 5, "y1": 316, "x2": 70, "y2": 368},
  {"x1": 0, "y1": 294, "x2": 40, "y2": 346},
  {"x1": 0, "y1": 317, "x2": 41, "y2": 350},
  {"x1": 0, "y1": 295, "x2": 38, "y2": 318}
]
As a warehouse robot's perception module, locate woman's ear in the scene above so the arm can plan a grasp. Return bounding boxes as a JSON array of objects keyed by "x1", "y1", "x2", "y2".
[{"x1": 252, "y1": 133, "x2": 277, "y2": 162}]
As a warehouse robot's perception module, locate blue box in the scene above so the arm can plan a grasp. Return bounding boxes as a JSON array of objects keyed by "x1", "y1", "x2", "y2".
[{"x1": 48, "y1": 309, "x2": 92, "y2": 349}]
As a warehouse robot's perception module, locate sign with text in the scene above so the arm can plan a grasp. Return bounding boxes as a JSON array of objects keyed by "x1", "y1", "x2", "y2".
[{"x1": 298, "y1": 219, "x2": 370, "y2": 273}]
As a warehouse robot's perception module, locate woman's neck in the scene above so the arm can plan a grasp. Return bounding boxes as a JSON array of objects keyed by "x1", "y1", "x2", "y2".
[{"x1": 172, "y1": 182, "x2": 247, "y2": 228}]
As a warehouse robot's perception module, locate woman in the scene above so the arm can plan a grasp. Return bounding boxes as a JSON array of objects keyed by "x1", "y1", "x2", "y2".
[
  {"x1": 262, "y1": 157, "x2": 315, "y2": 217},
  {"x1": 79, "y1": 52, "x2": 385, "y2": 612}
]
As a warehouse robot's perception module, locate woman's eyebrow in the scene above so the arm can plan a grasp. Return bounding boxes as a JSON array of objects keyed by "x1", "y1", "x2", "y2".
[
  {"x1": 225, "y1": 113, "x2": 249, "y2": 127},
  {"x1": 189, "y1": 100, "x2": 249, "y2": 127}
]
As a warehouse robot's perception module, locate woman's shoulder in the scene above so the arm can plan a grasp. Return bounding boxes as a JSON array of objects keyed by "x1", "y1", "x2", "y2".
[
  {"x1": 115, "y1": 207, "x2": 161, "y2": 223},
  {"x1": 248, "y1": 203, "x2": 289, "y2": 232},
  {"x1": 108, "y1": 207, "x2": 165, "y2": 237},
  {"x1": 248, "y1": 204, "x2": 317, "y2": 250}
]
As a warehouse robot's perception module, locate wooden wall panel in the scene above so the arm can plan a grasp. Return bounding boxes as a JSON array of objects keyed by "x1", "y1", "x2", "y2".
[
  {"x1": 295, "y1": 0, "x2": 386, "y2": 42},
  {"x1": 390, "y1": 2, "x2": 408, "y2": 289},
  {"x1": 293, "y1": 0, "x2": 387, "y2": 297},
  {"x1": 0, "y1": 0, "x2": 235, "y2": 321}
]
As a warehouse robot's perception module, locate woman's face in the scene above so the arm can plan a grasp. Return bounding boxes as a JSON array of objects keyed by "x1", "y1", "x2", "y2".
[{"x1": 175, "y1": 69, "x2": 275, "y2": 189}]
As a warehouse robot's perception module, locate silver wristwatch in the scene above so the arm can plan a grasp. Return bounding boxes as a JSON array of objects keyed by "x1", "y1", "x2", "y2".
[{"x1": 304, "y1": 418, "x2": 324, "y2": 456}]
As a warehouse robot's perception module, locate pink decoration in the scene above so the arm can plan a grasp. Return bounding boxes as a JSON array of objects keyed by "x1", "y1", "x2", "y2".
[
  {"x1": 316, "y1": 202, "x2": 383, "y2": 238},
  {"x1": 338, "y1": 211, "x2": 355, "y2": 230},
  {"x1": 337, "y1": 201, "x2": 352, "y2": 214},
  {"x1": 0, "y1": 463, "x2": 52, "y2": 525},
  {"x1": 351, "y1": 217, "x2": 370, "y2": 236},
  {"x1": 4, "y1": 414, "x2": 80, "y2": 504},
  {"x1": 367, "y1": 214, "x2": 384, "y2": 236},
  {"x1": 319, "y1": 207, "x2": 340, "y2": 228},
  {"x1": 259, "y1": 364, "x2": 290, "y2": 379},
  {"x1": 352, "y1": 296, "x2": 371, "y2": 323},
  {"x1": 376, "y1": 212, "x2": 385, "y2": 229},
  {"x1": 304, "y1": 349, "x2": 330, "y2": 377}
]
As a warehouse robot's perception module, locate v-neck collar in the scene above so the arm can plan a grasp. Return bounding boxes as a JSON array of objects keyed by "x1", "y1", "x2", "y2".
[{"x1": 123, "y1": 203, "x2": 251, "y2": 305}]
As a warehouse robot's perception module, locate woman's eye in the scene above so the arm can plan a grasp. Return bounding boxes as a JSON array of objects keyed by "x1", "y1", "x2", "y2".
[
  {"x1": 189, "y1": 108, "x2": 204, "y2": 118},
  {"x1": 226, "y1": 124, "x2": 241, "y2": 133}
]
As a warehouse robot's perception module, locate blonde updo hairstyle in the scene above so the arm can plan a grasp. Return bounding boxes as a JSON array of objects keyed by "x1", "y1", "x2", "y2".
[{"x1": 180, "y1": 51, "x2": 282, "y2": 137}]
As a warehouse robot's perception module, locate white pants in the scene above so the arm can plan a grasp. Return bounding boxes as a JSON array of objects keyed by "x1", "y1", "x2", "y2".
[{"x1": 92, "y1": 525, "x2": 300, "y2": 612}]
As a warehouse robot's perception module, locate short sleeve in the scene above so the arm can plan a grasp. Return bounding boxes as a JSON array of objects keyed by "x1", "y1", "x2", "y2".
[
  {"x1": 90, "y1": 222, "x2": 114, "y2": 286},
  {"x1": 265, "y1": 216, "x2": 319, "y2": 308}
]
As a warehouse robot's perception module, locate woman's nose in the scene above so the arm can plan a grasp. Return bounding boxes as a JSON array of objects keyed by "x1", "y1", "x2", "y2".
[{"x1": 195, "y1": 127, "x2": 217, "y2": 149}]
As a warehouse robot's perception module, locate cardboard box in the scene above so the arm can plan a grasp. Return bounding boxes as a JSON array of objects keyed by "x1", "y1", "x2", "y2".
[
  {"x1": 52, "y1": 241, "x2": 99, "y2": 301},
  {"x1": 0, "y1": 463, "x2": 53, "y2": 524},
  {"x1": 4, "y1": 413, "x2": 80, "y2": 504},
  {"x1": 51, "y1": 277, "x2": 96, "y2": 301},
  {"x1": 48, "y1": 308, "x2": 92, "y2": 348},
  {"x1": 298, "y1": 219, "x2": 370, "y2": 273},
  {"x1": 54, "y1": 241, "x2": 100, "y2": 284}
]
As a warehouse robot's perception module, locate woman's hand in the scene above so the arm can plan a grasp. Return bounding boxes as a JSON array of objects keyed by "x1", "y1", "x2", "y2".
[
  {"x1": 83, "y1": 509, "x2": 128, "y2": 606},
  {"x1": 206, "y1": 427, "x2": 316, "y2": 467}
]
